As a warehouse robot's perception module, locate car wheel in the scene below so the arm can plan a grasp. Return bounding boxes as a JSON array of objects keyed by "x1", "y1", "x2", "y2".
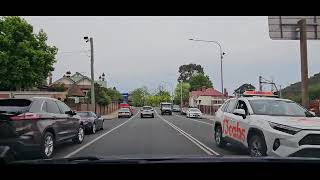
[
  {"x1": 73, "y1": 125, "x2": 85, "y2": 144},
  {"x1": 100, "y1": 121, "x2": 104, "y2": 130},
  {"x1": 118, "y1": 116, "x2": 121, "y2": 118},
  {"x1": 41, "y1": 132, "x2": 55, "y2": 159},
  {"x1": 214, "y1": 125, "x2": 226, "y2": 147},
  {"x1": 152, "y1": 114, "x2": 154, "y2": 118},
  {"x1": 248, "y1": 134, "x2": 267, "y2": 157},
  {"x1": 91, "y1": 123, "x2": 96, "y2": 134},
  {"x1": 140, "y1": 114, "x2": 143, "y2": 118}
]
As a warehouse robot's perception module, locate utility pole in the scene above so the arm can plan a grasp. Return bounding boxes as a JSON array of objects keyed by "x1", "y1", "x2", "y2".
[
  {"x1": 259, "y1": 76, "x2": 263, "y2": 91},
  {"x1": 298, "y1": 19, "x2": 309, "y2": 108},
  {"x1": 90, "y1": 37, "x2": 95, "y2": 112},
  {"x1": 180, "y1": 82, "x2": 183, "y2": 108}
]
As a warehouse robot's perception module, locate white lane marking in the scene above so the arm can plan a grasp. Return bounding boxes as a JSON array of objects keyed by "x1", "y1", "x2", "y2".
[
  {"x1": 174, "y1": 114, "x2": 213, "y2": 126},
  {"x1": 155, "y1": 111, "x2": 219, "y2": 156},
  {"x1": 64, "y1": 113, "x2": 138, "y2": 158}
]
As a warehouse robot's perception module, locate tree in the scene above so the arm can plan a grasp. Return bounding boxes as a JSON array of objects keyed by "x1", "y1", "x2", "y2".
[
  {"x1": 0, "y1": 16, "x2": 58, "y2": 90},
  {"x1": 129, "y1": 86, "x2": 149, "y2": 107},
  {"x1": 234, "y1": 84, "x2": 256, "y2": 95},
  {"x1": 189, "y1": 74, "x2": 213, "y2": 91},
  {"x1": 174, "y1": 82, "x2": 191, "y2": 105},
  {"x1": 48, "y1": 83, "x2": 67, "y2": 92},
  {"x1": 177, "y1": 63, "x2": 204, "y2": 83},
  {"x1": 87, "y1": 83, "x2": 122, "y2": 105}
]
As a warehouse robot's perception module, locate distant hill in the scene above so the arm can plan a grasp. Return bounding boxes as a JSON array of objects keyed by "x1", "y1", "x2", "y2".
[{"x1": 281, "y1": 72, "x2": 320, "y2": 101}]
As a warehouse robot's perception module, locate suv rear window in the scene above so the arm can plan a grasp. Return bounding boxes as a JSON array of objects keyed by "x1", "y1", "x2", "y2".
[{"x1": 0, "y1": 99, "x2": 32, "y2": 113}]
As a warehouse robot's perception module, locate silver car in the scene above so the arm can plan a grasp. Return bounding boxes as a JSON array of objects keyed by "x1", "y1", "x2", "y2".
[{"x1": 140, "y1": 106, "x2": 154, "y2": 118}]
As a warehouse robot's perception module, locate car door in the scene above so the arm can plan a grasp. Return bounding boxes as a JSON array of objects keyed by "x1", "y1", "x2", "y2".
[
  {"x1": 221, "y1": 99, "x2": 238, "y2": 140},
  {"x1": 231, "y1": 99, "x2": 251, "y2": 145},
  {"x1": 56, "y1": 101, "x2": 79, "y2": 138},
  {"x1": 45, "y1": 100, "x2": 69, "y2": 142}
]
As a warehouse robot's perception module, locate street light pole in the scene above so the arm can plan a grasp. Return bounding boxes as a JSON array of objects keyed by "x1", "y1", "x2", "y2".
[
  {"x1": 84, "y1": 36, "x2": 95, "y2": 112},
  {"x1": 189, "y1": 39, "x2": 225, "y2": 94},
  {"x1": 180, "y1": 81, "x2": 183, "y2": 108}
]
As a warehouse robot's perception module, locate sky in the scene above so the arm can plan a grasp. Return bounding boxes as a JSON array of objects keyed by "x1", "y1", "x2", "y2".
[{"x1": 23, "y1": 16, "x2": 320, "y2": 94}]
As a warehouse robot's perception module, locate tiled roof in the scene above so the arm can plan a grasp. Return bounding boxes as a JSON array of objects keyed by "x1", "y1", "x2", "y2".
[{"x1": 190, "y1": 88, "x2": 225, "y2": 97}]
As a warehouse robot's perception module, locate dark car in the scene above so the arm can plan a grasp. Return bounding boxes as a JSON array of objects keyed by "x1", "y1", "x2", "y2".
[
  {"x1": 0, "y1": 97, "x2": 84, "y2": 160},
  {"x1": 77, "y1": 111, "x2": 104, "y2": 134}
]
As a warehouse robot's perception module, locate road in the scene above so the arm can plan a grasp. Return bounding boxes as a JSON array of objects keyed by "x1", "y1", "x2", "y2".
[{"x1": 53, "y1": 108, "x2": 248, "y2": 159}]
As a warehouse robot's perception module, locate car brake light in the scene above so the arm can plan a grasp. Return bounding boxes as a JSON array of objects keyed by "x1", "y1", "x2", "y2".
[{"x1": 10, "y1": 113, "x2": 40, "y2": 121}]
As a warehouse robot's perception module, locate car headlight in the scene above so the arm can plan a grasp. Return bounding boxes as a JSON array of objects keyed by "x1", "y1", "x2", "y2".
[{"x1": 269, "y1": 122, "x2": 301, "y2": 135}]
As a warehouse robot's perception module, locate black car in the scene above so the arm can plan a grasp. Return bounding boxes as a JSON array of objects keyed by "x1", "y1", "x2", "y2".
[
  {"x1": 0, "y1": 97, "x2": 84, "y2": 160},
  {"x1": 77, "y1": 111, "x2": 104, "y2": 134}
]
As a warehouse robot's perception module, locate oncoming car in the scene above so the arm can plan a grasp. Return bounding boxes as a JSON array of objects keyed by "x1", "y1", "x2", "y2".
[{"x1": 214, "y1": 91, "x2": 320, "y2": 158}]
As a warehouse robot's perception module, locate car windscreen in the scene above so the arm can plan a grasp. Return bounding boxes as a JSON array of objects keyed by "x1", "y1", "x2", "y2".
[
  {"x1": 0, "y1": 99, "x2": 32, "y2": 114},
  {"x1": 249, "y1": 99, "x2": 314, "y2": 117},
  {"x1": 77, "y1": 112, "x2": 90, "y2": 117},
  {"x1": 189, "y1": 108, "x2": 200, "y2": 112},
  {"x1": 162, "y1": 104, "x2": 172, "y2": 108},
  {"x1": 119, "y1": 108, "x2": 130, "y2": 112}
]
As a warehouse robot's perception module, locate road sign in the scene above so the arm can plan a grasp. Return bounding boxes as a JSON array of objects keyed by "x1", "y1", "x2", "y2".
[
  {"x1": 268, "y1": 16, "x2": 320, "y2": 40},
  {"x1": 75, "y1": 97, "x2": 79, "y2": 104}
]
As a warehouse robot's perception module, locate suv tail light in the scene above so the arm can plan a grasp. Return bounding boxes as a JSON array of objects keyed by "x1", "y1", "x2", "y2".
[{"x1": 10, "y1": 113, "x2": 40, "y2": 121}]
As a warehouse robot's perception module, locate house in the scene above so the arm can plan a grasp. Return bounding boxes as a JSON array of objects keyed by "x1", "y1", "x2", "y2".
[
  {"x1": 51, "y1": 71, "x2": 107, "y2": 95},
  {"x1": 189, "y1": 87, "x2": 229, "y2": 107}
]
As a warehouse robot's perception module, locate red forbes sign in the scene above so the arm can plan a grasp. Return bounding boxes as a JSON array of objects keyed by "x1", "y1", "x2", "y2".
[{"x1": 223, "y1": 119, "x2": 246, "y2": 142}]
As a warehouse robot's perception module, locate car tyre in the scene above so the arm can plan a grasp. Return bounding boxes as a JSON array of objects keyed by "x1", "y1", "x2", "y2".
[
  {"x1": 214, "y1": 125, "x2": 226, "y2": 148},
  {"x1": 91, "y1": 123, "x2": 96, "y2": 134},
  {"x1": 248, "y1": 134, "x2": 267, "y2": 157},
  {"x1": 152, "y1": 114, "x2": 154, "y2": 118},
  {"x1": 72, "y1": 125, "x2": 85, "y2": 144},
  {"x1": 140, "y1": 114, "x2": 143, "y2": 118},
  {"x1": 40, "y1": 132, "x2": 55, "y2": 159},
  {"x1": 100, "y1": 120, "x2": 104, "y2": 130}
]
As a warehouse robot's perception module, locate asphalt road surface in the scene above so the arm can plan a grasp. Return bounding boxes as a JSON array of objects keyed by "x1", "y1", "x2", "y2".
[{"x1": 53, "y1": 108, "x2": 249, "y2": 159}]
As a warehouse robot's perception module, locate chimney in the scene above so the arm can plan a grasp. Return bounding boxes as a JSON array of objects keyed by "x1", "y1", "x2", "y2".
[
  {"x1": 201, "y1": 86, "x2": 206, "y2": 92},
  {"x1": 224, "y1": 88, "x2": 228, "y2": 97},
  {"x1": 66, "y1": 71, "x2": 71, "y2": 77}
]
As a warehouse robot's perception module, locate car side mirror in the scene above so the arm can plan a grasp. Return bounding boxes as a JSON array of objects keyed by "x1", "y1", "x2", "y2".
[
  {"x1": 97, "y1": 114, "x2": 101, "y2": 118},
  {"x1": 65, "y1": 110, "x2": 76, "y2": 116},
  {"x1": 233, "y1": 109, "x2": 246, "y2": 119}
]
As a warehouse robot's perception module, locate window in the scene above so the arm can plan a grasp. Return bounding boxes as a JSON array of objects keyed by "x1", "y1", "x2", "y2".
[
  {"x1": 46, "y1": 100, "x2": 61, "y2": 114},
  {"x1": 221, "y1": 100, "x2": 230, "y2": 112},
  {"x1": 236, "y1": 100, "x2": 248, "y2": 115},
  {"x1": 56, "y1": 101, "x2": 71, "y2": 114},
  {"x1": 226, "y1": 99, "x2": 237, "y2": 113},
  {"x1": 42, "y1": 101, "x2": 48, "y2": 112},
  {"x1": 90, "y1": 112, "x2": 97, "y2": 118}
]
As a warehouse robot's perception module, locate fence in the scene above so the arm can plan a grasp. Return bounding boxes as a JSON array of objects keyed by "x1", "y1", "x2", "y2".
[
  {"x1": 198, "y1": 105, "x2": 220, "y2": 115},
  {"x1": 67, "y1": 102, "x2": 119, "y2": 115}
]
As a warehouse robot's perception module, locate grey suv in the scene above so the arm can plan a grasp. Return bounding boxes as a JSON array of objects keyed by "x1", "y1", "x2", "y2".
[{"x1": 0, "y1": 97, "x2": 84, "y2": 160}]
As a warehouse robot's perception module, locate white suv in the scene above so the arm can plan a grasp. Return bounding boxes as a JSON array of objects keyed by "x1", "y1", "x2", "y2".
[{"x1": 213, "y1": 93, "x2": 320, "y2": 158}]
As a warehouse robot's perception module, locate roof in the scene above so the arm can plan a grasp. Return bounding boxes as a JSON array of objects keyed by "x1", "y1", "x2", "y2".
[
  {"x1": 67, "y1": 84, "x2": 86, "y2": 97},
  {"x1": 190, "y1": 88, "x2": 225, "y2": 97},
  {"x1": 238, "y1": 97, "x2": 292, "y2": 101}
]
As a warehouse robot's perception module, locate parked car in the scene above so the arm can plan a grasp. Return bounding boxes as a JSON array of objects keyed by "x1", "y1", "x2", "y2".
[
  {"x1": 140, "y1": 106, "x2": 154, "y2": 118},
  {"x1": 118, "y1": 108, "x2": 132, "y2": 118},
  {"x1": 181, "y1": 107, "x2": 188, "y2": 115},
  {"x1": 76, "y1": 111, "x2": 104, "y2": 134},
  {"x1": 186, "y1": 108, "x2": 202, "y2": 118},
  {"x1": 172, "y1": 105, "x2": 181, "y2": 112},
  {"x1": 0, "y1": 97, "x2": 84, "y2": 160}
]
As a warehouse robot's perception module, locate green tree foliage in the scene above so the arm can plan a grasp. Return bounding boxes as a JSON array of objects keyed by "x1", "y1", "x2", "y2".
[
  {"x1": 234, "y1": 83, "x2": 256, "y2": 95},
  {"x1": 189, "y1": 74, "x2": 213, "y2": 91},
  {"x1": 48, "y1": 83, "x2": 67, "y2": 92},
  {"x1": 88, "y1": 83, "x2": 122, "y2": 105},
  {"x1": 129, "y1": 86, "x2": 149, "y2": 107},
  {"x1": 174, "y1": 82, "x2": 191, "y2": 105},
  {"x1": 0, "y1": 16, "x2": 58, "y2": 90},
  {"x1": 177, "y1": 63, "x2": 204, "y2": 83}
]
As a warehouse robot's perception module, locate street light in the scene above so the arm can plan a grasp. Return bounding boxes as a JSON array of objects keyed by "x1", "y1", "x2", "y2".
[{"x1": 189, "y1": 38, "x2": 226, "y2": 94}]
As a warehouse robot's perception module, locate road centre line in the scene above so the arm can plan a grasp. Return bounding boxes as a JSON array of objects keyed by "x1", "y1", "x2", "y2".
[
  {"x1": 64, "y1": 112, "x2": 138, "y2": 158},
  {"x1": 174, "y1": 114, "x2": 213, "y2": 126},
  {"x1": 155, "y1": 111, "x2": 219, "y2": 156}
]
